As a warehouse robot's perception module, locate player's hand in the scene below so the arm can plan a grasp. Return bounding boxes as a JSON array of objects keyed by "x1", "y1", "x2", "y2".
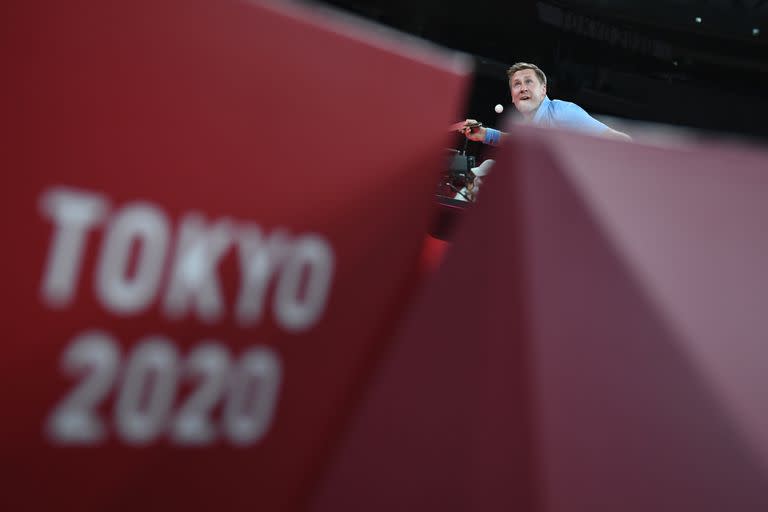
[{"x1": 451, "y1": 119, "x2": 486, "y2": 142}]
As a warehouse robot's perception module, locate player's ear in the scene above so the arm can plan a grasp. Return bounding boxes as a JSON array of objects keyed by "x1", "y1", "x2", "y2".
[{"x1": 542, "y1": 82, "x2": 547, "y2": 95}]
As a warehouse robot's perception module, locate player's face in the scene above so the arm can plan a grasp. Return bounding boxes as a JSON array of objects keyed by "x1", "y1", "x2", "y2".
[{"x1": 510, "y1": 69, "x2": 547, "y2": 114}]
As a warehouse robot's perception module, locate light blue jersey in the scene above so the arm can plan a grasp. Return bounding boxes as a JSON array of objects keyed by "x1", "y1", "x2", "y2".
[{"x1": 531, "y1": 96, "x2": 608, "y2": 135}]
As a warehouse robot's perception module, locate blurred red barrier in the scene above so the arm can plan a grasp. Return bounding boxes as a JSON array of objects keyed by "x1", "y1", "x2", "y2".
[
  {"x1": 0, "y1": 1, "x2": 470, "y2": 510},
  {"x1": 310, "y1": 128, "x2": 768, "y2": 511}
]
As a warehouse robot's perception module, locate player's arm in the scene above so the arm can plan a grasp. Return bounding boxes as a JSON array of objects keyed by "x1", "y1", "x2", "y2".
[
  {"x1": 602, "y1": 127, "x2": 632, "y2": 142},
  {"x1": 452, "y1": 119, "x2": 506, "y2": 146}
]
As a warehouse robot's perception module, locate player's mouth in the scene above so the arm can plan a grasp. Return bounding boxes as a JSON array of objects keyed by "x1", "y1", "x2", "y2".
[{"x1": 519, "y1": 95, "x2": 530, "y2": 101}]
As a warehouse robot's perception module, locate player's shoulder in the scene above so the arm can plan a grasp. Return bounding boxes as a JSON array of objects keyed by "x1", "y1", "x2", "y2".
[
  {"x1": 550, "y1": 98, "x2": 584, "y2": 112},
  {"x1": 549, "y1": 98, "x2": 608, "y2": 132},
  {"x1": 549, "y1": 99, "x2": 593, "y2": 122}
]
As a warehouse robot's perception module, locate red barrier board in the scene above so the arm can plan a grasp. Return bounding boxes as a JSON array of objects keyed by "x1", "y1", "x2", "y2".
[
  {"x1": 0, "y1": 1, "x2": 469, "y2": 510},
  {"x1": 310, "y1": 128, "x2": 768, "y2": 511}
]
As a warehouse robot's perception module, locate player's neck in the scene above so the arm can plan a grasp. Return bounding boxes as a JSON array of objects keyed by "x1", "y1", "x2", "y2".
[
  {"x1": 521, "y1": 98, "x2": 545, "y2": 122},
  {"x1": 521, "y1": 109, "x2": 537, "y2": 122}
]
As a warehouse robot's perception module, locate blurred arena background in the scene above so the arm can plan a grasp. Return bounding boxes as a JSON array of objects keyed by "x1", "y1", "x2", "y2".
[{"x1": 315, "y1": 0, "x2": 768, "y2": 142}]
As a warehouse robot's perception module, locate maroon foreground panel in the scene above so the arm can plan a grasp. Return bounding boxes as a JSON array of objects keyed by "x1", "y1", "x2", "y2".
[
  {"x1": 0, "y1": 1, "x2": 469, "y2": 510},
  {"x1": 310, "y1": 127, "x2": 768, "y2": 511}
]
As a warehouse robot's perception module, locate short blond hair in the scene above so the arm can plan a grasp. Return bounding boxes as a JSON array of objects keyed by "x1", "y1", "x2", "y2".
[{"x1": 506, "y1": 62, "x2": 547, "y2": 86}]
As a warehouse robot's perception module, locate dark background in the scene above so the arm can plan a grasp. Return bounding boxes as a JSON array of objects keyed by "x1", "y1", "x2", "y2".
[{"x1": 311, "y1": 0, "x2": 768, "y2": 141}]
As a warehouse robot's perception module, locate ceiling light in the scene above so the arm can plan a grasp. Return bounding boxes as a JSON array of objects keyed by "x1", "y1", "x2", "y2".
[{"x1": 694, "y1": 16, "x2": 702, "y2": 23}]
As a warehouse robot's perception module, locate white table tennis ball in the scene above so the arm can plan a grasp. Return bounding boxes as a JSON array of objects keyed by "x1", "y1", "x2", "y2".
[{"x1": 494, "y1": 104, "x2": 504, "y2": 114}]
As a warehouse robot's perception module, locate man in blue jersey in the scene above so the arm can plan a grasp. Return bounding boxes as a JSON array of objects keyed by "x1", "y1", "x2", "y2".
[{"x1": 459, "y1": 62, "x2": 631, "y2": 144}]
